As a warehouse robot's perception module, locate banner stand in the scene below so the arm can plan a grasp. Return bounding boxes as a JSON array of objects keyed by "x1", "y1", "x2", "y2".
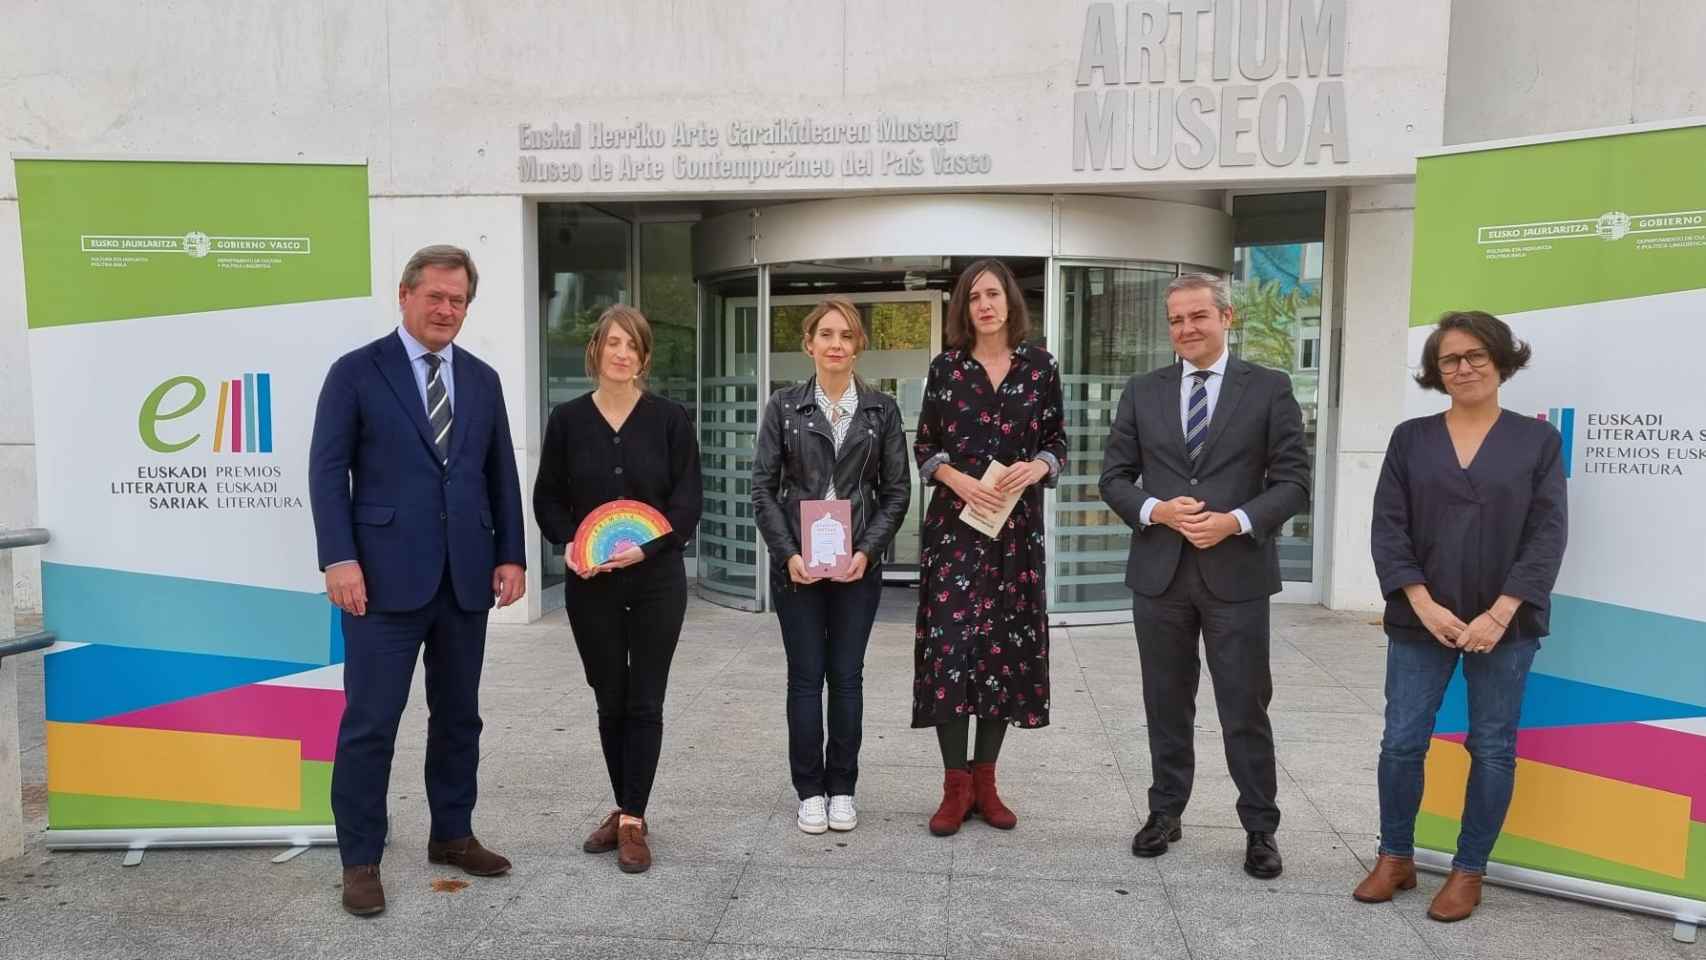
[
  {"x1": 1415, "y1": 852, "x2": 1704, "y2": 940},
  {"x1": 16, "y1": 155, "x2": 373, "y2": 856},
  {"x1": 46, "y1": 825, "x2": 336, "y2": 860}
]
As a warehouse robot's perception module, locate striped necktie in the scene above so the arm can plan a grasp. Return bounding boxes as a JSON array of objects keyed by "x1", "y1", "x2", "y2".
[
  {"x1": 423, "y1": 353, "x2": 452, "y2": 465},
  {"x1": 1185, "y1": 370, "x2": 1211, "y2": 464}
]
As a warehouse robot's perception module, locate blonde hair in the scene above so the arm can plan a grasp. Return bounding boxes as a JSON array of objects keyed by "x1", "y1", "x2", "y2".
[
  {"x1": 800, "y1": 297, "x2": 868, "y2": 354},
  {"x1": 585, "y1": 304, "x2": 653, "y2": 384}
]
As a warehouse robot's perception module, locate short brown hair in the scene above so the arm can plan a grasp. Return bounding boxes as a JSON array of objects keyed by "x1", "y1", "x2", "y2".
[
  {"x1": 800, "y1": 297, "x2": 868, "y2": 354},
  {"x1": 585, "y1": 304, "x2": 654, "y2": 383},
  {"x1": 945, "y1": 259, "x2": 1031, "y2": 350},
  {"x1": 1165, "y1": 272, "x2": 1231, "y2": 313},
  {"x1": 400, "y1": 244, "x2": 479, "y2": 303},
  {"x1": 1413, "y1": 310, "x2": 1532, "y2": 393}
]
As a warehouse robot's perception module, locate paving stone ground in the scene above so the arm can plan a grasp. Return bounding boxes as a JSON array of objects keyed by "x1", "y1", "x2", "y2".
[{"x1": 1, "y1": 594, "x2": 1694, "y2": 959}]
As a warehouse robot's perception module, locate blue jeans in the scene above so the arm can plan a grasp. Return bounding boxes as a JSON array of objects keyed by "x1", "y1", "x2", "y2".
[
  {"x1": 772, "y1": 564, "x2": 884, "y2": 799},
  {"x1": 1377, "y1": 626, "x2": 1537, "y2": 873}
]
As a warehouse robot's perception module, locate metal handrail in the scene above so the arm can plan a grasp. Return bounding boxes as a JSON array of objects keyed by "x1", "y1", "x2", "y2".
[
  {"x1": 0, "y1": 528, "x2": 49, "y2": 550},
  {"x1": 0, "y1": 528, "x2": 53, "y2": 660},
  {"x1": 0, "y1": 631, "x2": 52, "y2": 661}
]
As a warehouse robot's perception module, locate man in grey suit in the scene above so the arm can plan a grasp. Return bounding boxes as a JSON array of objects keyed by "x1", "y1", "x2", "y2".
[{"x1": 1098, "y1": 273, "x2": 1310, "y2": 879}]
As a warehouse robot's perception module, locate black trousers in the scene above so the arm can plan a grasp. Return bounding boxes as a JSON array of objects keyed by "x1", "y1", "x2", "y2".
[
  {"x1": 1131, "y1": 547, "x2": 1280, "y2": 832},
  {"x1": 332, "y1": 567, "x2": 488, "y2": 867},
  {"x1": 771, "y1": 564, "x2": 884, "y2": 799},
  {"x1": 564, "y1": 556, "x2": 688, "y2": 817}
]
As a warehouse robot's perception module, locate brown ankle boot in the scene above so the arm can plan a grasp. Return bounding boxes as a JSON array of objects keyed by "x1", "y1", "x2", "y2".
[
  {"x1": 617, "y1": 817, "x2": 652, "y2": 873},
  {"x1": 341, "y1": 864, "x2": 385, "y2": 917},
  {"x1": 1427, "y1": 869, "x2": 1483, "y2": 922},
  {"x1": 584, "y1": 809, "x2": 622, "y2": 854},
  {"x1": 969, "y1": 762, "x2": 1017, "y2": 830},
  {"x1": 928, "y1": 768, "x2": 976, "y2": 836},
  {"x1": 1352, "y1": 853, "x2": 1417, "y2": 903}
]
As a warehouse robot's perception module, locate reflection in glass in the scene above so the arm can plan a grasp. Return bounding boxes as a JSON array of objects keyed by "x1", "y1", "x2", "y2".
[
  {"x1": 698, "y1": 273, "x2": 763, "y2": 608},
  {"x1": 538, "y1": 205, "x2": 630, "y2": 590},
  {"x1": 1053, "y1": 264, "x2": 1177, "y2": 614},
  {"x1": 1230, "y1": 192, "x2": 1326, "y2": 583}
]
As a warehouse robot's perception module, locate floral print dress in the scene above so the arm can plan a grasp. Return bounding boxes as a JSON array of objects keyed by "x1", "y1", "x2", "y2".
[{"x1": 912, "y1": 343, "x2": 1067, "y2": 729}]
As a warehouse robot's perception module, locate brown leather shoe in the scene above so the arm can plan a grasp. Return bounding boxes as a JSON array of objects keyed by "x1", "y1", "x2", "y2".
[
  {"x1": 584, "y1": 809, "x2": 623, "y2": 854},
  {"x1": 617, "y1": 817, "x2": 652, "y2": 873},
  {"x1": 928, "y1": 768, "x2": 976, "y2": 836},
  {"x1": 341, "y1": 864, "x2": 385, "y2": 917},
  {"x1": 1427, "y1": 868, "x2": 1483, "y2": 922},
  {"x1": 1352, "y1": 853, "x2": 1418, "y2": 903},
  {"x1": 426, "y1": 836, "x2": 512, "y2": 877},
  {"x1": 969, "y1": 761, "x2": 1018, "y2": 830}
]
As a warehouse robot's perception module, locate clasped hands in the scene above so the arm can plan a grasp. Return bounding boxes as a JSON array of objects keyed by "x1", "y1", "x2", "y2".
[
  {"x1": 942, "y1": 459, "x2": 1050, "y2": 516},
  {"x1": 1151, "y1": 496, "x2": 1241, "y2": 550},
  {"x1": 1415, "y1": 600, "x2": 1507, "y2": 654}
]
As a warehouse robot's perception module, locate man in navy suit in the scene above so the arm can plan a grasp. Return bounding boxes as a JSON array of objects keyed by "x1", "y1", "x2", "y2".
[{"x1": 309, "y1": 244, "x2": 526, "y2": 916}]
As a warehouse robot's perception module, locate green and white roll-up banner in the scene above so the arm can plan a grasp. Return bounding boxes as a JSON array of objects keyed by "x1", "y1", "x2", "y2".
[
  {"x1": 1407, "y1": 122, "x2": 1706, "y2": 925},
  {"x1": 14, "y1": 156, "x2": 372, "y2": 850}
]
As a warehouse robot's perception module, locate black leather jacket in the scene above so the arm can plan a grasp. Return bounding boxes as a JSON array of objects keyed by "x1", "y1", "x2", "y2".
[{"x1": 752, "y1": 378, "x2": 911, "y2": 576}]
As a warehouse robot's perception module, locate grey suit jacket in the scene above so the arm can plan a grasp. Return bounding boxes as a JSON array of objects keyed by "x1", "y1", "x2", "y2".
[{"x1": 1098, "y1": 356, "x2": 1311, "y2": 602}]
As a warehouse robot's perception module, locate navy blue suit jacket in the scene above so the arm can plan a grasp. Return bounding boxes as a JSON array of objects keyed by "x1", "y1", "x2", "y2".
[{"x1": 308, "y1": 331, "x2": 526, "y2": 613}]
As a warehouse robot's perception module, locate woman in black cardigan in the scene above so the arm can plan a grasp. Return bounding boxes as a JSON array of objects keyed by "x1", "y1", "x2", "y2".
[
  {"x1": 1355, "y1": 311, "x2": 1566, "y2": 922},
  {"x1": 533, "y1": 304, "x2": 702, "y2": 875}
]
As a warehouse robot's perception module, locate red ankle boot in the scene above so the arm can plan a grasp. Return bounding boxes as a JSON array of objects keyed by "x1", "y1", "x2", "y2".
[
  {"x1": 929, "y1": 768, "x2": 975, "y2": 836},
  {"x1": 970, "y1": 761, "x2": 1017, "y2": 829}
]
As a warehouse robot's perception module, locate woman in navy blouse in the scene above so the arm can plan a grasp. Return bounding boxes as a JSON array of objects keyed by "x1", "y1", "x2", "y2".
[{"x1": 1355, "y1": 311, "x2": 1567, "y2": 922}]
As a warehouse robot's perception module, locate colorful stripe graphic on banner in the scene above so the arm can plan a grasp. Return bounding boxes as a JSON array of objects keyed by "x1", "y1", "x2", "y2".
[
  {"x1": 1537, "y1": 406, "x2": 1575, "y2": 478},
  {"x1": 186, "y1": 372, "x2": 278, "y2": 453}
]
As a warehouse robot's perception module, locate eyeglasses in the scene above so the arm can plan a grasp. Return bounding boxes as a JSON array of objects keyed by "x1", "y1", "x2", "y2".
[{"x1": 1437, "y1": 349, "x2": 1491, "y2": 373}]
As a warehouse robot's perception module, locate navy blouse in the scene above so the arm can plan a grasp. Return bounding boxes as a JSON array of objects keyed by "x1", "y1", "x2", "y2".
[{"x1": 1371, "y1": 410, "x2": 1568, "y2": 639}]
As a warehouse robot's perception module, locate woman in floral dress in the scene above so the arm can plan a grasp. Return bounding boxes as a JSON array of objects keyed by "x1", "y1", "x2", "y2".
[{"x1": 913, "y1": 258, "x2": 1066, "y2": 836}]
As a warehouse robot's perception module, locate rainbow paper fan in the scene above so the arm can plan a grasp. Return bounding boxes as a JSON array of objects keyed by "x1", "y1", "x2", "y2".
[{"x1": 570, "y1": 499, "x2": 673, "y2": 569}]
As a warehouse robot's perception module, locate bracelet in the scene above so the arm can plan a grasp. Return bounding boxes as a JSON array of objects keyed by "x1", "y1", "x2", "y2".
[{"x1": 1487, "y1": 612, "x2": 1509, "y2": 629}]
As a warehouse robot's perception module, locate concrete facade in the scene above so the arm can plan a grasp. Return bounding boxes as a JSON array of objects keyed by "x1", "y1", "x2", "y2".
[{"x1": 4, "y1": 1, "x2": 1704, "y2": 619}]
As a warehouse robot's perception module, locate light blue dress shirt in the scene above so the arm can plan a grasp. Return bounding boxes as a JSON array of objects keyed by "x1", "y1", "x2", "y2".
[{"x1": 396, "y1": 325, "x2": 455, "y2": 414}]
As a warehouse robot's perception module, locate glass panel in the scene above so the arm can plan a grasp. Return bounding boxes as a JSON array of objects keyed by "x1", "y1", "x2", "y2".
[
  {"x1": 640, "y1": 222, "x2": 698, "y2": 412},
  {"x1": 639, "y1": 222, "x2": 698, "y2": 560},
  {"x1": 1053, "y1": 263, "x2": 1177, "y2": 614},
  {"x1": 1231, "y1": 191, "x2": 1327, "y2": 583},
  {"x1": 765, "y1": 293, "x2": 938, "y2": 574},
  {"x1": 538, "y1": 204, "x2": 631, "y2": 591},
  {"x1": 698, "y1": 273, "x2": 762, "y2": 609}
]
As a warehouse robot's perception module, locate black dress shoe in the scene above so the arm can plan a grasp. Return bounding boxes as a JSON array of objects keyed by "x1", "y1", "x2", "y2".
[
  {"x1": 1131, "y1": 812, "x2": 1182, "y2": 858},
  {"x1": 1245, "y1": 831, "x2": 1283, "y2": 878}
]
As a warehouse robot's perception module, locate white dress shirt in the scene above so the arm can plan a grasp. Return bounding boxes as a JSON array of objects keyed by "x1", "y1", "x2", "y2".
[{"x1": 1139, "y1": 349, "x2": 1253, "y2": 536}]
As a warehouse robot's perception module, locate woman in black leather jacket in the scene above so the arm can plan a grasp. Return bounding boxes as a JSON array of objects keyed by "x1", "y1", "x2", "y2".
[{"x1": 752, "y1": 296, "x2": 911, "y2": 835}]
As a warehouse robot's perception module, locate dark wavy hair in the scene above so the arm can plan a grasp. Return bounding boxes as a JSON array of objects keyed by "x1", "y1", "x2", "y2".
[
  {"x1": 1414, "y1": 310, "x2": 1531, "y2": 393},
  {"x1": 944, "y1": 259, "x2": 1031, "y2": 350}
]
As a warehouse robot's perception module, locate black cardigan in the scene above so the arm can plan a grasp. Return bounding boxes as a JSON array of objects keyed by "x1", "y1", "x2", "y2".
[{"x1": 533, "y1": 392, "x2": 703, "y2": 560}]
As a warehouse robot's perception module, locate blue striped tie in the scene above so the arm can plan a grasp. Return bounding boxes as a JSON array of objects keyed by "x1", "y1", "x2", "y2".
[
  {"x1": 423, "y1": 354, "x2": 453, "y2": 465},
  {"x1": 1185, "y1": 370, "x2": 1211, "y2": 464}
]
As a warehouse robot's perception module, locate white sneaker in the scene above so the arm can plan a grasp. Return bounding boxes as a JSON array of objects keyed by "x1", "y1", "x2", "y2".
[
  {"x1": 797, "y1": 795, "x2": 829, "y2": 834},
  {"x1": 828, "y1": 794, "x2": 858, "y2": 832}
]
